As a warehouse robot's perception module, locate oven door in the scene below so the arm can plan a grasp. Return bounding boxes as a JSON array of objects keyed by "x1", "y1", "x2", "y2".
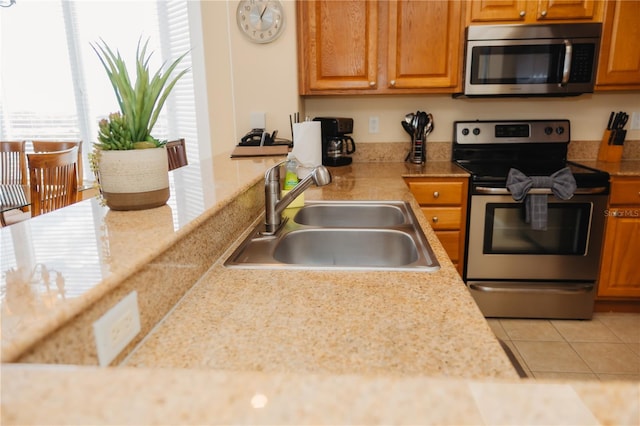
[{"x1": 466, "y1": 192, "x2": 607, "y2": 281}]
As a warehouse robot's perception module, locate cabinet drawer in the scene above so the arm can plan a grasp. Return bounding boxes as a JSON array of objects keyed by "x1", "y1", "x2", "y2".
[
  {"x1": 436, "y1": 231, "x2": 460, "y2": 262},
  {"x1": 610, "y1": 180, "x2": 640, "y2": 206},
  {"x1": 421, "y1": 207, "x2": 462, "y2": 230},
  {"x1": 407, "y1": 181, "x2": 464, "y2": 205}
]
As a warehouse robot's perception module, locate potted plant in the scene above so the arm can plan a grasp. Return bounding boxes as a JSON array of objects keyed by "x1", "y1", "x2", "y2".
[{"x1": 90, "y1": 38, "x2": 188, "y2": 210}]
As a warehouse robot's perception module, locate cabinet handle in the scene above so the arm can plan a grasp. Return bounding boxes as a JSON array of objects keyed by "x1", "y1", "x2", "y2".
[
  {"x1": 519, "y1": 10, "x2": 526, "y2": 17},
  {"x1": 540, "y1": 10, "x2": 547, "y2": 17},
  {"x1": 432, "y1": 216, "x2": 439, "y2": 223},
  {"x1": 369, "y1": 81, "x2": 376, "y2": 87},
  {"x1": 390, "y1": 80, "x2": 396, "y2": 87},
  {"x1": 433, "y1": 191, "x2": 440, "y2": 199}
]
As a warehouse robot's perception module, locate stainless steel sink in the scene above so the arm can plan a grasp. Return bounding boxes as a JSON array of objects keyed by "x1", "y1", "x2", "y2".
[
  {"x1": 274, "y1": 229, "x2": 418, "y2": 267},
  {"x1": 224, "y1": 201, "x2": 440, "y2": 271},
  {"x1": 293, "y1": 201, "x2": 408, "y2": 227}
]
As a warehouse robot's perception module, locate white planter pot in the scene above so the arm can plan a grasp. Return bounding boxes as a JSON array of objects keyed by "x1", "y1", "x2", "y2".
[{"x1": 97, "y1": 147, "x2": 169, "y2": 210}]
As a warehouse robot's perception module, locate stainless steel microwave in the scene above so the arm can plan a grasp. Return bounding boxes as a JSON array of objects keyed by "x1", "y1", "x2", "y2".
[{"x1": 462, "y1": 23, "x2": 602, "y2": 97}]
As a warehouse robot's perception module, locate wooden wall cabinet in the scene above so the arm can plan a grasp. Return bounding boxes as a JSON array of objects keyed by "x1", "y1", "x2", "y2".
[
  {"x1": 467, "y1": 0, "x2": 604, "y2": 24},
  {"x1": 405, "y1": 177, "x2": 469, "y2": 276},
  {"x1": 297, "y1": 0, "x2": 465, "y2": 95},
  {"x1": 597, "y1": 177, "x2": 640, "y2": 301},
  {"x1": 595, "y1": 0, "x2": 640, "y2": 90}
]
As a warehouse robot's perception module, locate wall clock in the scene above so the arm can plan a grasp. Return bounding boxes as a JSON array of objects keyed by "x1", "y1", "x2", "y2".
[{"x1": 236, "y1": 0, "x2": 286, "y2": 44}]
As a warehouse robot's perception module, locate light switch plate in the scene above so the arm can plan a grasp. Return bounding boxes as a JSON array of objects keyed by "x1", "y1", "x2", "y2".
[
  {"x1": 630, "y1": 112, "x2": 640, "y2": 130},
  {"x1": 250, "y1": 112, "x2": 266, "y2": 129}
]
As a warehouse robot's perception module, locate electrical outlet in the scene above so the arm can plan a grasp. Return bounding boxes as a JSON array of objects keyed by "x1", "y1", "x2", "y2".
[
  {"x1": 93, "y1": 291, "x2": 141, "y2": 367},
  {"x1": 369, "y1": 116, "x2": 380, "y2": 134},
  {"x1": 631, "y1": 112, "x2": 640, "y2": 130}
]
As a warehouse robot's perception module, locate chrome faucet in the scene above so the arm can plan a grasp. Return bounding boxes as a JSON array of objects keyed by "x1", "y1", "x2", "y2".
[{"x1": 263, "y1": 161, "x2": 332, "y2": 235}]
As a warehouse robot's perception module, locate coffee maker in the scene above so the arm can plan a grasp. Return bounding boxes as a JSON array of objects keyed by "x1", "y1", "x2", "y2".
[{"x1": 313, "y1": 117, "x2": 356, "y2": 167}]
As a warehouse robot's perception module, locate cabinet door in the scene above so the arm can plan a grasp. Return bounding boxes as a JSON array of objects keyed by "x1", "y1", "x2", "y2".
[
  {"x1": 297, "y1": 0, "x2": 378, "y2": 93},
  {"x1": 468, "y1": 0, "x2": 529, "y2": 22},
  {"x1": 595, "y1": 0, "x2": 640, "y2": 90},
  {"x1": 598, "y1": 215, "x2": 640, "y2": 298},
  {"x1": 467, "y1": 0, "x2": 602, "y2": 23},
  {"x1": 537, "y1": 0, "x2": 602, "y2": 21},
  {"x1": 387, "y1": 0, "x2": 464, "y2": 90}
]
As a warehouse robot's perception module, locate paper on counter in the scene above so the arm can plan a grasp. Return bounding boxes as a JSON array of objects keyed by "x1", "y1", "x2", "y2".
[{"x1": 291, "y1": 121, "x2": 322, "y2": 178}]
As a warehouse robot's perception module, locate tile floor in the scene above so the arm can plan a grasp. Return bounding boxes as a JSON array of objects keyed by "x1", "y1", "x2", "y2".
[{"x1": 487, "y1": 312, "x2": 640, "y2": 381}]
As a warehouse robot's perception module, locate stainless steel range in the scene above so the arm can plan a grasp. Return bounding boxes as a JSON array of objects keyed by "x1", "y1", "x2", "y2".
[{"x1": 453, "y1": 120, "x2": 609, "y2": 319}]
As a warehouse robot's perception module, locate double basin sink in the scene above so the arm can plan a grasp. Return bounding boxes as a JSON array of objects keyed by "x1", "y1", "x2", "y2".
[{"x1": 224, "y1": 201, "x2": 440, "y2": 272}]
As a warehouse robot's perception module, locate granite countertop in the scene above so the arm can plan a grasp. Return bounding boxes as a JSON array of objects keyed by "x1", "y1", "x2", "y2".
[
  {"x1": 122, "y1": 161, "x2": 510, "y2": 379},
  {"x1": 1, "y1": 154, "x2": 638, "y2": 425},
  {"x1": 578, "y1": 159, "x2": 640, "y2": 177}
]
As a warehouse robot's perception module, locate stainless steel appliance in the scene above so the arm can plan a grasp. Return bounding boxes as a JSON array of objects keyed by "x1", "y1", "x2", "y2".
[
  {"x1": 453, "y1": 120, "x2": 609, "y2": 319},
  {"x1": 314, "y1": 117, "x2": 356, "y2": 167},
  {"x1": 462, "y1": 23, "x2": 601, "y2": 97}
]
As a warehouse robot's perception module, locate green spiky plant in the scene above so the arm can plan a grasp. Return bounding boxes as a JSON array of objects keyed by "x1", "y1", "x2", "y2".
[{"x1": 92, "y1": 37, "x2": 189, "y2": 150}]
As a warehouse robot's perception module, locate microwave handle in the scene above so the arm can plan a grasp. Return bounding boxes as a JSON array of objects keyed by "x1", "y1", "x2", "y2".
[{"x1": 559, "y1": 40, "x2": 572, "y2": 87}]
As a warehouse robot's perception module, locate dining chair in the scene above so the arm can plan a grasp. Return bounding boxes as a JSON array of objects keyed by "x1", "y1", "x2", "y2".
[
  {"x1": 32, "y1": 140, "x2": 83, "y2": 186},
  {"x1": 1, "y1": 141, "x2": 27, "y2": 185},
  {"x1": 166, "y1": 138, "x2": 188, "y2": 171},
  {"x1": 1, "y1": 141, "x2": 30, "y2": 226},
  {"x1": 27, "y1": 147, "x2": 78, "y2": 217}
]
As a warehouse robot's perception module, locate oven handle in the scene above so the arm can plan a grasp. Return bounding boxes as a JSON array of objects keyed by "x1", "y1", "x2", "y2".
[
  {"x1": 474, "y1": 186, "x2": 608, "y2": 195},
  {"x1": 469, "y1": 283, "x2": 594, "y2": 294}
]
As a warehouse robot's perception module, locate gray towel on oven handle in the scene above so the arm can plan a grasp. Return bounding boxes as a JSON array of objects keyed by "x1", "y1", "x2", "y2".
[{"x1": 506, "y1": 167, "x2": 577, "y2": 230}]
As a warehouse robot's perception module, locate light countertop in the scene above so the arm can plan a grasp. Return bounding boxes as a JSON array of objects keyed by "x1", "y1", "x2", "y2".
[{"x1": 1, "y1": 153, "x2": 638, "y2": 425}]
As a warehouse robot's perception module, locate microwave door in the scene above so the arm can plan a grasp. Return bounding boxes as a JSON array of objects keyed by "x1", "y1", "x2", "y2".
[{"x1": 466, "y1": 40, "x2": 570, "y2": 95}]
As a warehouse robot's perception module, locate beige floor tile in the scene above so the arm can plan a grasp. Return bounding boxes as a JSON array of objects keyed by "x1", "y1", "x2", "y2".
[
  {"x1": 626, "y1": 342, "x2": 640, "y2": 356},
  {"x1": 551, "y1": 318, "x2": 622, "y2": 343},
  {"x1": 503, "y1": 340, "x2": 531, "y2": 378},
  {"x1": 500, "y1": 319, "x2": 564, "y2": 341},
  {"x1": 595, "y1": 313, "x2": 640, "y2": 343},
  {"x1": 513, "y1": 341, "x2": 591, "y2": 373},
  {"x1": 571, "y1": 342, "x2": 640, "y2": 375},
  {"x1": 597, "y1": 373, "x2": 640, "y2": 381},
  {"x1": 532, "y1": 371, "x2": 599, "y2": 381},
  {"x1": 486, "y1": 319, "x2": 508, "y2": 341}
]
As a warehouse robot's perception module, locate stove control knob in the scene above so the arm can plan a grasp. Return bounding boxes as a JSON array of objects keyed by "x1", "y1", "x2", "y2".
[
  {"x1": 461, "y1": 128, "x2": 469, "y2": 136},
  {"x1": 473, "y1": 127, "x2": 481, "y2": 136},
  {"x1": 556, "y1": 126, "x2": 565, "y2": 135},
  {"x1": 544, "y1": 126, "x2": 553, "y2": 135}
]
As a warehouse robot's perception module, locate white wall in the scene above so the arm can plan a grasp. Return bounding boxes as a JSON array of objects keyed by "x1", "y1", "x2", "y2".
[
  {"x1": 305, "y1": 92, "x2": 640, "y2": 143},
  {"x1": 200, "y1": 0, "x2": 300, "y2": 156},
  {"x1": 201, "y1": 1, "x2": 639, "y2": 155}
]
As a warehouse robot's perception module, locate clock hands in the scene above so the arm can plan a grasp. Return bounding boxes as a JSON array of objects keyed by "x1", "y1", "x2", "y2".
[{"x1": 259, "y1": 1, "x2": 270, "y2": 20}]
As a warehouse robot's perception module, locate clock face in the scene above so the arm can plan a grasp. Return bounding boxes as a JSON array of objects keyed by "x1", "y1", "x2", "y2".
[{"x1": 236, "y1": 0, "x2": 285, "y2": 44}]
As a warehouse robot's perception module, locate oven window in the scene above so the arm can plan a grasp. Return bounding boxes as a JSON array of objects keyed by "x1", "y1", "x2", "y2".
[
  {"x1": 471, "y1": 45, "x2": 562, "y2": 84},
  {"x1": 483, "y1": 203, "x2": 591, "y2": 254}
]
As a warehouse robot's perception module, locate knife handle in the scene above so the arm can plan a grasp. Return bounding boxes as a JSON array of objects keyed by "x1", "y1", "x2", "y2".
[{"x1": 607, "y1": 111, "x2": 614, "y2": 130}]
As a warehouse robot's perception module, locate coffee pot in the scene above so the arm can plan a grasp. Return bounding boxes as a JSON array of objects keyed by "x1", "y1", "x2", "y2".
[{"x1": 313, "y1": 117, "x2": 356, "y2": 167}]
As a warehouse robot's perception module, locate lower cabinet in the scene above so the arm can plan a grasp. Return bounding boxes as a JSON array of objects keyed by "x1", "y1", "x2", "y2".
[
  {"x1": 405, "y1": 177, "x2": 468, "y2": 276},
  {"x1": 597, "y1": 177, "x2": 640, "y2": 303}
]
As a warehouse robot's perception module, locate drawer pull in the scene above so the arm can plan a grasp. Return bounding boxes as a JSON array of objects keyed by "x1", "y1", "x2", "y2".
[
  {"x1": 432, "y1": 216, "x2": 439, "y2": 223},
  {"x1": 433, "y1": 191, "x2": 439, "y2": 199}
]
